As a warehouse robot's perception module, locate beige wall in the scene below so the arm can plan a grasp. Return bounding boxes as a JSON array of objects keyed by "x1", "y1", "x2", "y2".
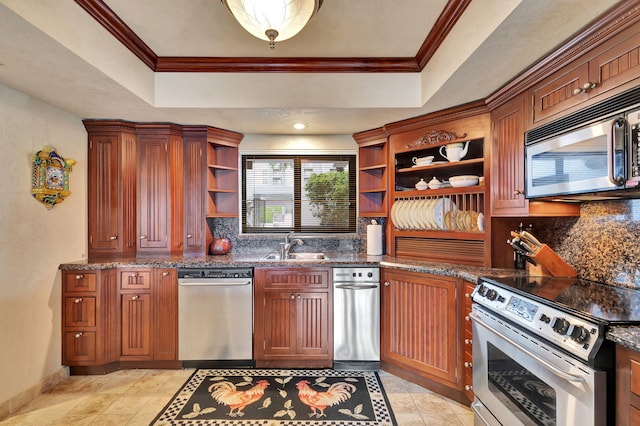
[{"x1": 0, "y1": 83, "x2": 87, "y2": 406}]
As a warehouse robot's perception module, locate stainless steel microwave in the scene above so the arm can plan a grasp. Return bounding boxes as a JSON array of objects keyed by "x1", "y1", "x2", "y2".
[{"x1": 525, "y1": 87, "x2": 640, "y2": 200}]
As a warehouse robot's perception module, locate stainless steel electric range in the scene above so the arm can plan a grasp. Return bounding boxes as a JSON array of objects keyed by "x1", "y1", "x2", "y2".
[{"x1": 470, "y1": 275, "x2": 640, "y2": 426}]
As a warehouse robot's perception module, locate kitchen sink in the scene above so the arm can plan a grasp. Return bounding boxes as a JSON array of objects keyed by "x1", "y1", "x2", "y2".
[{"x1": 261, "y1": 252, "x2": 329, "y2": 260}]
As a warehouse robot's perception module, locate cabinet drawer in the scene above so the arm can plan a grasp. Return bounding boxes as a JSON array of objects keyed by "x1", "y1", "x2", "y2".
[
  {"x1": 64, "y1": 272, "x2": 97, "y2": 293},
  {"x1": 63, "y1": 331, "x2": 97, "y2": 363},
  {"x1": 64, "y1": 297, "x2": 96, "y2": 327},
  {"x1": 258, "y1": 268, "x2": 330, "y2": 290},
  {"x1": 119, "y1": 269, "x2": 152, "y2": 290}
]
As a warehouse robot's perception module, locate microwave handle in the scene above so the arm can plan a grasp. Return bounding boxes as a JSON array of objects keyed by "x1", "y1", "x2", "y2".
[{"x1": 610, "y1": 118, "x2": 626, "y2": 186}]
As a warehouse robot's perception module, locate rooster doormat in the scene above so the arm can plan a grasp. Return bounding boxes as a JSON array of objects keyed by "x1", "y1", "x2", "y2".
[{"x1": 151, "y1": 368, "x2": 397, "y2": 425}]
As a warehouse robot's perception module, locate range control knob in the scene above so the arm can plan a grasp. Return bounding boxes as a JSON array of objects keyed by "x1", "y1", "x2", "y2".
[
  {"x1": 570, "y1": 325, "x2": 590, "y2": 343},
  {"x1": 486, "y1": 289, "x2": 498, "y2": 301},
  {"x1": 476, "y1": 284, "x2": 487, "y2": 297},
  {"x1": 551, "y1": 317, "x2": 570, "y2": 335}
]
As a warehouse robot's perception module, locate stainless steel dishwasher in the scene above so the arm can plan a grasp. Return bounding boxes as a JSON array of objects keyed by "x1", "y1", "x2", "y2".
[
  {"x1": 178, "y1": 267, "x2": 254, "y2": 368},
  {"x1": 333, "y1": 267, "x2": 380, "y2": 371}
]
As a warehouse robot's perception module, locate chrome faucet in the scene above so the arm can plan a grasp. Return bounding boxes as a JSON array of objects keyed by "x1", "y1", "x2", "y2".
[{"x1": 279, "y1": 231, "x2": 304, "y2": 259}]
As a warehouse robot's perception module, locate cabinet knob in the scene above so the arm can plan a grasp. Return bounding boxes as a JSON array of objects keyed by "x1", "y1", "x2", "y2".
[
  {"x1": 74, "y1": 298, "x2": 83, "y2": 304},
  {"x1": 75, "y1": 332, "x2": 83, "y2": 338},
  {"x1": 109, "y1": 236, "x2": 118, "y2": 240},
  {"x1": 162, "y1": 272, "x2": 169, "y2": 276},
  {"x1": 465, "y1": 315, "x2": 470, "y2": 321},
  {"x1": 465, "y1": 385, "x2": 473, "y2": 391},
  {"x1": 513, "y1": 189, "x2": 524, "y2": 195},
  {"x1": 187, "y1": 234, "x2": 192, "y2": 239},
  {"x1": 140, "y1": 235, "x2": 147, "y2": 240},
  {"x1": 384, "y1": 281, "x2": 390, "y2": 287},
  {"x1": 465, "y1": 339, "x2": 473, "y2": 345},
  {"x1": 132, "y1": 295, "x2": 139, "y2": 300},
  {"x1": 298, "y1": 294, "x2": 301, "y2": 299},
  {"x1": 464, "y1": 362, "x2": 473, "y2": 368},
  {"x1": 291, "y1": 294, "x2": 296, "y2": 299},
  {"x1": 573, "y1": 81, "x2": 597, "y2": 95},
  {"x1": 465, "y1": 293, "x2": 471, "y2": 298},
  {"x1": 75, "y1": 274, "x2": 84, "y2": 280},
  {"x1": 130, "y1": 273, "x2": 139, "y2": 277}
]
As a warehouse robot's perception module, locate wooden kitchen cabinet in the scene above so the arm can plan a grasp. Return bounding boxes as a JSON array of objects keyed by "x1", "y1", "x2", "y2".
[
  {"x1": 616, "y1": 344, "x2": 640, "y2": 426},
  {"x1": 354, "y1": 128, "x2": 389, "y2": 217},
  {"x1": 136, "y1": 125, "x2": 184, "y2": 254},
  {"x1": 85, "y1": 120, "x2": 242, "y2": 258},
  {"x1": 489, "y1": 96, "x2": 580, "y2": 218},
  {"x1": 381, "y1": 268, "x2": 468, "y2": 404},
  {"x1": 119, "y1": 268, "x2": 178, "y2": 361},
  {"x1": 62, "y1": 269, "x2": 118, "y2": 371},
  {"x1": 85, "y1": 121, "x2": 137, "y2": 259},
  {"x1": 530, "y1": 20, "x2": 640, "y2": 127},
  {"x1": 204, "y1": 127, "x2": 243, "y2": 251},
  {"x1": 254, "y1": 267, "x2": 332, "y2": 368},
  {"x1": 385, "y1": 107, "x2": 491, "y2": 266},
  {"x1": 182, "y1": 128, "x2": 207, "y2": 254}
]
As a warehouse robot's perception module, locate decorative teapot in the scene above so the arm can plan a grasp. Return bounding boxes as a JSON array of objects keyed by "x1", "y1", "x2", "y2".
[{"x1": 439, "y1": 141, "x2": 470, "y2": 163}]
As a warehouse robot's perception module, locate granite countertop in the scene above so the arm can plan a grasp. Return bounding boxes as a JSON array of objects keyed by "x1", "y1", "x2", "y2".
[
  {"x1": 607, "y1": 326, "x2": 640, "y2": 352},
  {"x1": 58, "y1": 253, "x2": 520, "y2": 284},
  {"x1": 59, "y1": 253, "x2": 640, "y2": 352}
]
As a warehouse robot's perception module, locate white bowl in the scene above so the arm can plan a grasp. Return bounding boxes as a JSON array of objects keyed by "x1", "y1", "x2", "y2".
[{"x1": 449, "y1": 175, "x2": 479, "y2": 187}]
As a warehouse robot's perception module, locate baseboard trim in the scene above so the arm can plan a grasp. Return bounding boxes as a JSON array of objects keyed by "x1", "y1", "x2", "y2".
[{"x1": 0, "y1": 366, "x2": 69, "y2": 421}]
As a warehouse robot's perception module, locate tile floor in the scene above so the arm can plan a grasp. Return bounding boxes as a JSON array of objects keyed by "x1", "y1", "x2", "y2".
[{"x1": 0, "y1": 369, "x2": 474, "y2": 425}]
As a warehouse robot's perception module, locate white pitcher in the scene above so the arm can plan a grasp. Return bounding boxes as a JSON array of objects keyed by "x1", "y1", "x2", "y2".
[{"x1": 439, "y1": 141, "x2": 470, "y2": 162}]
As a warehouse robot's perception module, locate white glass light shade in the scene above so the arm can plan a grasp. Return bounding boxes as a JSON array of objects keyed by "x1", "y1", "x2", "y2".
[{"x1": 222, "y1": 0, "x2": 321, "y2": 46}]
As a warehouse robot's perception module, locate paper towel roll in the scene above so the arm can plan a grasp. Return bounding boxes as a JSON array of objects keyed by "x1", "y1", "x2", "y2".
[{"x1": 367, "y1": 221, "x2": 383, "y2": 255}]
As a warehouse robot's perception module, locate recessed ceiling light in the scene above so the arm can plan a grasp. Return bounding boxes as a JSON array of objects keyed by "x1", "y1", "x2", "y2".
[{"x1": 293, "y1": 123, "x2": 306, "y2": 130}]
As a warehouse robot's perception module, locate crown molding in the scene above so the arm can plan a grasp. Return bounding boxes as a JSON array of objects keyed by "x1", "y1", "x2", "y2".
[{"x1": 75, "y1": 0, "x2": 466, "y2": 73}]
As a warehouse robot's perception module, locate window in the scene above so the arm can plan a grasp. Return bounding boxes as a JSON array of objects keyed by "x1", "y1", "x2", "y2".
[{"x1": 242, "y1": 155, "x2": 356, "y2": 233}]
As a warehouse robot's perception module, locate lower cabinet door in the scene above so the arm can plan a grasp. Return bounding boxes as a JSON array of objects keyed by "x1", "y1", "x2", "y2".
[
  {"x1": 382, "y1": 269, "x2": 459, "y2": 384},
  {"x1": 121, "y1": 292, "x2": 152, "y2": 358}
]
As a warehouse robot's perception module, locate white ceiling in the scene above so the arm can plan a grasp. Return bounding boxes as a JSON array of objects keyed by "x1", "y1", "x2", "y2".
[{"x1": 0, "y1": 0, "x2": 622, "y2": 135}]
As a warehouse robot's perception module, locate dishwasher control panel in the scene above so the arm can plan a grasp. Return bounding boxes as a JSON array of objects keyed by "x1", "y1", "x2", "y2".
[{"x1": 178, "y1": 267, "x2": 253, "y2": 279}]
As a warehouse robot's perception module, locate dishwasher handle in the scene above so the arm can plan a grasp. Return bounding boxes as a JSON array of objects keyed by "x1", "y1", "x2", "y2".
[
  {"x1": 335, "y1": 284, "x2": 379, "y2": 290},
  {"x1": 178, "y1": 278, "x2": 252, "y2": 286}
]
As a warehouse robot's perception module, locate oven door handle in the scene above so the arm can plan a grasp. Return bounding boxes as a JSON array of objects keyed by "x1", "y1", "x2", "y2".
[{"x1": 470, "y1": 312, "x2": 586, "y2": 383}]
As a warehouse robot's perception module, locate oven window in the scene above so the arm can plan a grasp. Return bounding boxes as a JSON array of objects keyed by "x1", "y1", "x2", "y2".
[{"x1": 487, "y1": 342, "x2": 556, "y2": 426}]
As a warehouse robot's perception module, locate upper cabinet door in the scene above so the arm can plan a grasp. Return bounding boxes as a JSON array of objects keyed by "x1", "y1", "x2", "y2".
[
  {"x1": 490, "y1": 96, "x2": 528, "y2": 216},
  {"x1": 138, "y1": 136, "x2": 171, "y2": 251},
  {"x1": 183, "y1": 138, "x2": 206, "y2": 253},
  {"x1": 531, "y1": 62, "x2": 590, "y2": 126},
  {"x1": 87, "y1": 130, "x2": 137, "y2": 257}
]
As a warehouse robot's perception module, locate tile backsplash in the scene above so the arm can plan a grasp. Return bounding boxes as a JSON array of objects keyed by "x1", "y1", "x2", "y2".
[
  {"x1": 208, "y1": 217, "x2": 376, "y2": 255},
  {"x1": 536, "y1": 200, "x2": 640, "y2": 289}
]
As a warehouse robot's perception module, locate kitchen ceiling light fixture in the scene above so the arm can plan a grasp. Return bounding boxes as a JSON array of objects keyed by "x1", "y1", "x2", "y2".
[
  {"x1": 293, "y1": 122, "x2": 306, "y2": 130},
  {"x1": 221, "y1": 0, "x2": 323, "y2": 49}
]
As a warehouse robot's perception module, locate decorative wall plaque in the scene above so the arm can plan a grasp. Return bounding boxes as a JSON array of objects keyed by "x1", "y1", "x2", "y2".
[
  {"x1": 31, "y1": 145, "x2": 76, "y2": 209},
  {"x1": 406, "y1": 130, "x2": 468, "y2": 148}
]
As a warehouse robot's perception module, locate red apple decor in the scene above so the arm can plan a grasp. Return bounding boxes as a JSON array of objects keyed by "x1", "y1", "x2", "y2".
[{"x1": 209, "y1": 238, "x2": 231, "y2": 255}]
